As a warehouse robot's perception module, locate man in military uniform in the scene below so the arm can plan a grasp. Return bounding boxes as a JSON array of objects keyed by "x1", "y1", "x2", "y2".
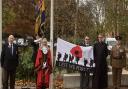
[{"x1": 110, "y1": 36, "x2": 126, "y2": 89}]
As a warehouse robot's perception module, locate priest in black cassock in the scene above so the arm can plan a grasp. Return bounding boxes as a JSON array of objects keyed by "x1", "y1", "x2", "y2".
[{"x1": 93, "y1": 34, "x2": 108, "y2": 89}]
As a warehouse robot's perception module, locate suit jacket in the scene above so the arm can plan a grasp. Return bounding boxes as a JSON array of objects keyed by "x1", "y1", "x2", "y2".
[{"x1": 1, "y1": 43, "x2": 19, "y2": 71}]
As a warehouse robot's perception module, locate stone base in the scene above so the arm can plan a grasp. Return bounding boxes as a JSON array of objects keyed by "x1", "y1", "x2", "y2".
[{"x1": 63, "y1": 69, "x2": 128, "y2": 89}]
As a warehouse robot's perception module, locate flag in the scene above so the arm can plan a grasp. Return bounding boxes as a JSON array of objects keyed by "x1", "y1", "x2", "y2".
[
  {"x1": 32, "y1": 0, "x2": 36, "y2": 5},
  {"x1": 34, "y1": 0, "x2": 43, "y2": 18},
  {"x1": 35, "y1": 5, "x2": 40, "y2": 18},
  {"x1": 41, "y1": 11, "x2": 45, "y2": 24},
  {"x1": 34, "y1": 0, "x2": 46, "y2": 35},
  {"x1": 40, "y1": 0, "x2": 46, "y2": 34},
  {"x1": 35, "y1": 15, "x2": 41, "y2": 34},
  {"x1": 35, "y1": 22, "x2": 39, "y2": 34},
  {"x1": 40, "y1": 0, "x2": 45, "y2": 24},
  {"x1": 40, "y1": 0, "x2": 45, "y2": 11}
]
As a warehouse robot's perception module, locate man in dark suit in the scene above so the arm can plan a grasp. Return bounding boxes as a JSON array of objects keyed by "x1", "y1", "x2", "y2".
[
  {"x1": 80, "y1": 36, "x2": 91, "y2": 89},
  {"x1": 1, "y1": 35, "x2": 19, "y2": 89}
]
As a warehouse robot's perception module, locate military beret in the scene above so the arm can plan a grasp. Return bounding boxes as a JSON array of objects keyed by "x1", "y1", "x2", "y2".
[{"x1": 115, "y1": 36, "x2": 122, "y2": 40}]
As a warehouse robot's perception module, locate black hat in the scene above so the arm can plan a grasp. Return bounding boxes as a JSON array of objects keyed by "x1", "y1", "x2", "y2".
[{"x1": 115, "y1": 36, "x2": 122, "y2": 40}]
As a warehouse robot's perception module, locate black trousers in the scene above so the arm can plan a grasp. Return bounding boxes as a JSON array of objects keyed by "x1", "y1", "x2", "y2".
[
  {"x1": 80, "y1": 71, "x2": 90, "y2": 89},
  {"x1": 2, "y1": 68, "x2": 16, "y2": 89},
  {"x1": 42, "y1": 86, "x2": 46, "y2": 89}
]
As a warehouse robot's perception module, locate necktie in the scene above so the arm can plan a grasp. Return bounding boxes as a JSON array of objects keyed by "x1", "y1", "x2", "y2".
[{"x1": 11, "y1": 44, "x2": 13, "y2": 55}]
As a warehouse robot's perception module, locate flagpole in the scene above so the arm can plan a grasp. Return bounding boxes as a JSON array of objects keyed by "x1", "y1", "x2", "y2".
[
  {"x1": 50, "y1": 0, "x2": 54, "y2": 89},
  {"x1": 0, "y1": 0, "x2": 2, "y2": 88}
]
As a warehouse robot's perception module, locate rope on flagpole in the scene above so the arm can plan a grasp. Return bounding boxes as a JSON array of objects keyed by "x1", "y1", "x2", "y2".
[
  {"x1": 50, "y1": 0, "x2": 54, "y2": 88},
  {"x1": 0, "y1": 0, "x2": 2, "y2": 88}
]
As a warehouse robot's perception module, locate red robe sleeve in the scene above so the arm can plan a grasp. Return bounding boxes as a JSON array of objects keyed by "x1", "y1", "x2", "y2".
[
  {"x1": 35, "y1": 49, "x2": 42, "y2": 68},
  {"x1": 47, "y1": 49, "x2": 52, "y2": 73},
  {"x1": 35, "y1": 49, "x2": 43, "y2": 89}
]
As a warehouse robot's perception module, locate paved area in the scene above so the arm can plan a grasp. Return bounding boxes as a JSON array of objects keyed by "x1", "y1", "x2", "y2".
[
  {"x1": 12, "y1": 87, "x2": 128, "y2": 89},
  {"x1": 65, "y1": 87, "x2": 128, "y2": 89},
  {"x1": 0, "y1": 66, "x2": 128, "y2": 89},
  {"x1": 105, "y1": 87, "x2": 128, "y2": 89},
  {"x1": 71, "y1": 87, "x2": 128, "y2": 89},
  {"x1": 15, "y1": 87, "x2": 36, "y2": 89}
]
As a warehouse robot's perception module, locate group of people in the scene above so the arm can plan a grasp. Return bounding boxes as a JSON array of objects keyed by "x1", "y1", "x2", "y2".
[
  {"x1": 0, "y1": 34, "x2": 126, "y2": 89},
  {"x1": 1, "y1": 34, "x2": 52, "y2": 89},
  {"x1": 80, "y1": 34, "x2": 126, "y2": 89}
]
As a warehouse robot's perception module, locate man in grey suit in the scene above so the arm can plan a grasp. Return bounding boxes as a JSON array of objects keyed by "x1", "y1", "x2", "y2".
[{"x1": 80, "y1": 36, "x2": 91, "y2": 89}]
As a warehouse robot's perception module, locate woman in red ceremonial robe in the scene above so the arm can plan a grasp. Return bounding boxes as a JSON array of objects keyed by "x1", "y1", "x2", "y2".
[{"x1": 35, "y1": 38, "x2": 52, "y2": 89}]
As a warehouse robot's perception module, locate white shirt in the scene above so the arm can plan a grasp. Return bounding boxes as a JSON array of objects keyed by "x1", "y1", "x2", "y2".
[{"x1": 9, "y1": 43, "x2": 13, "y2": 55}]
